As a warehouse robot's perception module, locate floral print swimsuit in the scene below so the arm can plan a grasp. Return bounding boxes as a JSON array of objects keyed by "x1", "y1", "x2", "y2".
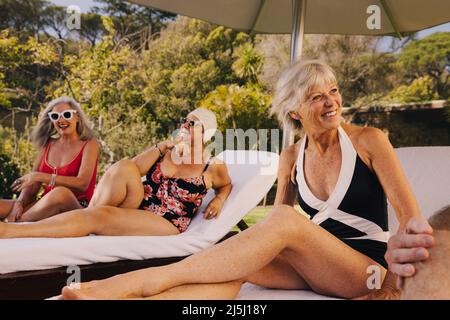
[{"x1": 139, "y1": 154, "x2": 210, "y2": 233}]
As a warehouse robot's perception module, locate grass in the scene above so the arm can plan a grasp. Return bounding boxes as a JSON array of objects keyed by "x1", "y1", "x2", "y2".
[
  {"x1": 231, "y1": 205, "x2": 307, "y2": 231},
  {"x1": 242, "y1": 205, "x2": 273, "y2": 226}
]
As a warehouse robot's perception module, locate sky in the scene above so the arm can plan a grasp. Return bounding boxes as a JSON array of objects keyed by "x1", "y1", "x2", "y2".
[{"x1": 50, "y1": 0, "x2": 450, "y2": 41}]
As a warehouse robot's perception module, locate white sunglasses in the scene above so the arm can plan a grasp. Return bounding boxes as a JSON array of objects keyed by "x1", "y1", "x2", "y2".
[{"x1": 48, "y1": 110, "x2": 77, "y2": 122}]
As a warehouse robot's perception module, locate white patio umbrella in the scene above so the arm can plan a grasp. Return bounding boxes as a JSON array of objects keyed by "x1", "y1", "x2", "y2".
[{"x1": 128, "y1": 0, "x2": 450, "y2": 148}]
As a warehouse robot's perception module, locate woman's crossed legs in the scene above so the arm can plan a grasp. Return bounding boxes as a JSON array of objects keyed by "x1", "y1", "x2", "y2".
[{"x1": 61, "y1": 205, "x2": 386, "y2": 300}]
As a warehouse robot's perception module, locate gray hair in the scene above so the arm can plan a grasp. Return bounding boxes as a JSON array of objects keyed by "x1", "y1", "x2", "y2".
[
  {"x1": 270, "y1": 60, "x2": 338, "y2": 132},
  {"x1": 31, "y1": 96, "x2": 95, "y2": 148}
]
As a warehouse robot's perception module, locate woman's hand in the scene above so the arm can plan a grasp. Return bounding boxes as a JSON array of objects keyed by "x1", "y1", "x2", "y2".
[
  {"x1": 11, "y1": 173, "x2": 37, "y2": 193},
  {"x1": 385, "y1": 217, "x2": 434, "y2": 289},
  {"x1": 203, "y1": 197, "x2": 225, "y2": 219},
  {"x1": 159, "y1": 137, "x2": 184, "y2": 153},
  {"x1": 4, "y1": 200, "x2": 24, "y2": 222},
  {"x1": 159, "y1": 140, "x2": 176, "y2": 151}
]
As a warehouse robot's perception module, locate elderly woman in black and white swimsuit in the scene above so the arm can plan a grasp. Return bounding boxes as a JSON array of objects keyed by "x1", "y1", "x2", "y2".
[{"x1": 61, "y1": 60, "x2": 428, "y2": 300}]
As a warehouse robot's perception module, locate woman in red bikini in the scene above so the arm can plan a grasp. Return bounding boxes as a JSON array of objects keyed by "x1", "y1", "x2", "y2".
[
  {"x1": 0, "y1": 96, "x2": 99, "y2": 222},
  {"x1": 0, "y1": 108, "x2": 232, "y2": 238}
]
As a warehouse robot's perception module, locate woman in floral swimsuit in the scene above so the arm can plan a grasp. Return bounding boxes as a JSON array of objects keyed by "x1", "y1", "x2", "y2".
[
  {"x1": 0, "y1": 108, "x2": 232, "y2": 238},
  {"x1": 139, "y1": 150, "x2": 212, "y2": 233}
]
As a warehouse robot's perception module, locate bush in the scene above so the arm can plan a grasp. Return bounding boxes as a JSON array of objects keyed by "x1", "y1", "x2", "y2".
[
  {"x1": 0, "y1": 153, "x2": 20, "y2": 198},
  {"x1": 385, "y1": 76, "x2": 439, "y2": 103}
]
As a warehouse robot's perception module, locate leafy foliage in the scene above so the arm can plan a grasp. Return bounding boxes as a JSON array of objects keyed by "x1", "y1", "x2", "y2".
[
  {"x1": 385, "y1": 76, "x2": 439, "y2": 103},
  {"x1": 397, "y1": 32, "x2": 450, "y2": 99},
  {"x1": 0, "y1": 153, "x2": 20, "y2": 198}
]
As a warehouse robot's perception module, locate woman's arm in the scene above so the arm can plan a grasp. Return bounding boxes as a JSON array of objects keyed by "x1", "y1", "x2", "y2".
[
  {"x1": 203, "y1": 160, "x2": 232, "y2": 219},
  {"x1": 361, "y1": 128, "x2": 421, "y2": 231},
  {"x1": 273, "y1": 144, "x2": 298, "y2": 206},
  {"x1": 132, "y1": 141, "x2": 175, "y2": 176},
  {"x1": 15, "y1": 148, "x2": 45, "y2": 207},
  {"x1": 357, "y1": 127, "x2": 426, "y2": 298}
]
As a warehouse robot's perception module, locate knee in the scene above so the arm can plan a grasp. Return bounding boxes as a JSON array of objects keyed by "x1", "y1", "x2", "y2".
[
  {"x1": 109, "y1": 159, "x2": 139, "y2": 176},
  {"x1": 47, "y1": 186, "x2": 76, "y2": 204},
  {"x1": 266, "y1": 205, "x2": 308, "y2": 236},
  {"x1": 115, "y1": 159, "x2": 137, "y2": 171},
  {"x1": 84, "y1": 205, "x2": 111, "y2": 229}
]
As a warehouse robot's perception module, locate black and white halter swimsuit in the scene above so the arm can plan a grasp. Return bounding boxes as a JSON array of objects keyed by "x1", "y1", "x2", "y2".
[{"x1": 294, "y1": 126, "x2": 389, "y2": 268}]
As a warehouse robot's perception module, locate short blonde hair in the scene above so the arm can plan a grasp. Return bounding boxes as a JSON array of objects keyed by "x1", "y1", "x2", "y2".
[
  {"x1": 32, "y1": 96, "x2": 96, "y2": 148},
  {"x1": 270, "y1": 60, "x2": 337, "y2": 132}
]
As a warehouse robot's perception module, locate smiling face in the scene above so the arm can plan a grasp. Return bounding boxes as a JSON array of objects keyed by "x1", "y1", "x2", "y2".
[
  {"x1": 290, "y1": 82, "x2": 342, "y2": 132},
  {"x1": 50, "y1": 103, "x2": 80, "y2": 137}
]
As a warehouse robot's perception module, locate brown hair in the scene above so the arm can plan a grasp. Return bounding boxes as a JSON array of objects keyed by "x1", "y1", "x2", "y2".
[{"x1": 428, "y1": 205, "x2": 450, "y2": 231}]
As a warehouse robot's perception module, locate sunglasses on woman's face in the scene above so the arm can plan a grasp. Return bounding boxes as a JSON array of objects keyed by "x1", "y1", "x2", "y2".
[
  {"x1": 48, "y1": 110, "x2": 77, "y2": 122},
  {"x1": 180, "y1": 117, "x2": 202, "y2": 128}
]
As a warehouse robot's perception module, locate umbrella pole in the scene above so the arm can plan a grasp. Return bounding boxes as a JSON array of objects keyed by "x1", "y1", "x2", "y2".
[{"x1": 282, "y1": 0, "x2": 306, "y2": 149}]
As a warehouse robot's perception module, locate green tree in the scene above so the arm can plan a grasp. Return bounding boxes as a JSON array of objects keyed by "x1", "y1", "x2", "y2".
[
  {"x1": 200, "y1": 83, "x2": 278, "y2": 151},
  {"x1": 256, "y1": 34, "x2": 399, "y2": 106},
  {"x1": 0, "y1": 0, "x2": 50, "y2": 36},
  {"x1": 0, "y1": 153, "x2": 20, "y2": 198},
  {"x1": 140, "y1": 17, "x2": 254, "y2": 137},
  {"x1": 0, "y1": 29, "x2": 61, "y2": 113},
  {"x1": 232, "y1": 42, "x2": 264, "y2": 84},
  {"x1": 0, "y1": 125, "x2": 35, "y2": 175},
  {"x1": 48, "y1": 16, "x2": 152, "y2": 173},
  {"x1": 93, "y1": 0, "x2": 175, "y2": 48},
  {"x1": 200, "y1": 83, "x2": 275, "y2": 131},
  {"x1": 397, "y1": 32, "x2": 450, "y2": 99},
  {"x1": 385, "y1": 76, "x2": 439, "y2": 103},
  {"x1": 78, "y1": 13, "x2": 106, "y2": 46}
]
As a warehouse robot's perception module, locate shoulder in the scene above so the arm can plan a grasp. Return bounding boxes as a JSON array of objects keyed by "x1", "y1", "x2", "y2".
[
  {"x1": 206, "y1": 157, "x2": 231, "y2": 184},
  {"x1": 85, "y1": 139, "x2": 100, "y2": 149},
  {"x1": 343, "y1": 124, "x2": 391, "y2": 155},
  {"x1": 83, "y1": 139, "x2": 100, "y2": 155},
  {"x1": 207, "y1": 157, "x2": 227, "y2": 173},
  {"x1": 279, "y1": 141, "x2": 301, "y2": 170}
]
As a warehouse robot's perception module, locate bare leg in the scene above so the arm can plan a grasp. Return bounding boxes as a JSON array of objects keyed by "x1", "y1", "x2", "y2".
[
  {"x1": 63, "y1": 280, "x2": 243, "y2": 300},
  {"x1": 137, "y1": 280, "x2": 243, "y2": 300},
  {"x1": 130, "y1": 258, "x2": 309, "y2": 301},
  {"x1": 89, "y1": 159, "x2": 144, "y2": 209},
  {"x1": 244, "y1": 254, "x2": 310, "y2": 290},
  {"x1": 17, "y1": 187, "x2": 82, "y2": 222},
  {"x1": 61, "y1": 205, "x2": 386, "y2": 300},
  {"x1": 0, "y1": 200, "x2": 14, "y2": 220},
  {"x1": 0, "y1": 205, "x2": 179, "y2": 238}
]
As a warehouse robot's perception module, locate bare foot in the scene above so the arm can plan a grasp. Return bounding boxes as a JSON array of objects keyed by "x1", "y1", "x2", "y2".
[{"x1": 61, "y1": 275, "x2": 143, "y2": 300}]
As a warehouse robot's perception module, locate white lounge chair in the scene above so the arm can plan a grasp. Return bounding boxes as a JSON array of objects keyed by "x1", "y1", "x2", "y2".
[{"x1": 0, "y1": 150, "x2": 279, "y2": 299}]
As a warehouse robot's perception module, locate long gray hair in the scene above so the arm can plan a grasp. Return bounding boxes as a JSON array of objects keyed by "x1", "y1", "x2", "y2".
[{"x1": 31, "y1": 96, "x2": 95, "y2": 148}]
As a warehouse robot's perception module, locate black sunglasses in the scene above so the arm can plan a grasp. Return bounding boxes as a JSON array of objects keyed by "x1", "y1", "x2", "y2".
[{"x1": 179, "y1": 117, "x2": 202, "y2": 128}]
